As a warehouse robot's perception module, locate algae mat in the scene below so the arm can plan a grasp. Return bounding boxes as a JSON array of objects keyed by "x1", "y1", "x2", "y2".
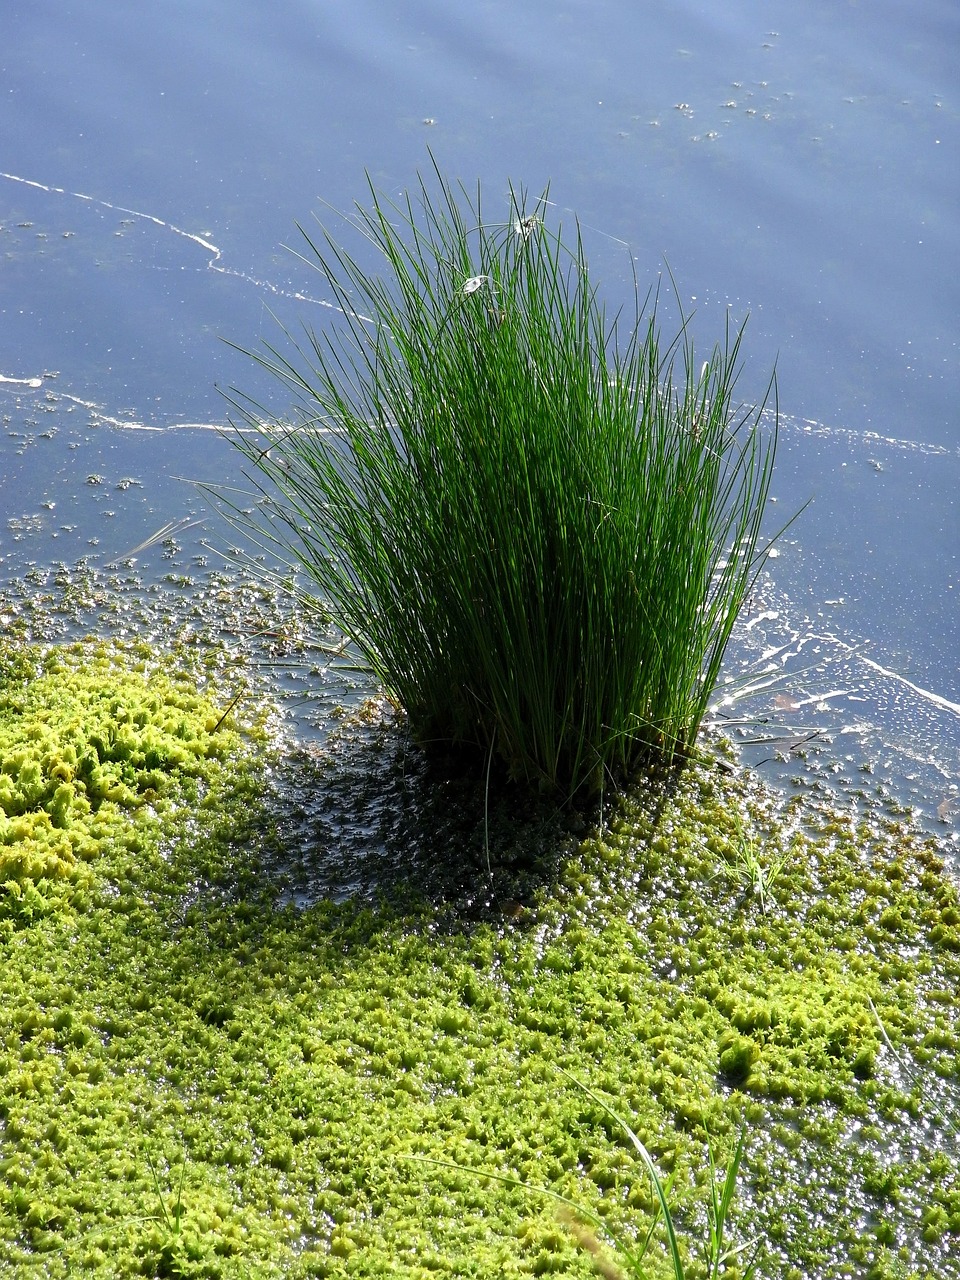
[{"x1": 0, "y1": 633, "x2": 959, "y2": 1278}]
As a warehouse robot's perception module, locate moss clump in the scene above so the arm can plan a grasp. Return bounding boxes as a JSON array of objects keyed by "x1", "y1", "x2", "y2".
[
  {"x1": 0, "y1": 629, "x2": 958, "y2": 1278},
  {"x1": 0, "y1": 639, "x2": 252, "y2": 928}
]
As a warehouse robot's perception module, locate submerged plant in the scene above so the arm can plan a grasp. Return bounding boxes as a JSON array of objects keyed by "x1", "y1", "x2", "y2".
[{"x1": 221, "y1": 160, "x2": 781, "y2": 798}]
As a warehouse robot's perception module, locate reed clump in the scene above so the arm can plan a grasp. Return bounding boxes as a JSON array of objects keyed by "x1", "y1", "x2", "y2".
[{"x1": 225, "y1": 164, "x2": 779, "y2": 798}]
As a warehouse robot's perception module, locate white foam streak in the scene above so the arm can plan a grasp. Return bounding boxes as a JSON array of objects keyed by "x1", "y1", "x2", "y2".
[
  {"x1": 785, "y1": 412, "x2": 959, "y2": 459},
  {"x1": 0, "y1": 170, "x2": 339, "y2": 313},
  {"x1": 856, "y1": 654, "x2": 960, "y2": 719},
  {"x1": 799, "y1": 631, "x2": 960, "y2": 721}
]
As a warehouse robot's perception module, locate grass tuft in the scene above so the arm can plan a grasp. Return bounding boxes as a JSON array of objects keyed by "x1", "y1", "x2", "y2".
[{"x1": 221, "y1": 160, "x2": 782, "y2": 798}]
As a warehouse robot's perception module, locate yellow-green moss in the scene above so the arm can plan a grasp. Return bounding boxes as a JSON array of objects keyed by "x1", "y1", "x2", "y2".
[
  {"x1": 0, "y1": 631, "x2": 958, "y2": 1279},
  {"x1": 0, "y1": 639, "x2": 252, "y2": 927}
]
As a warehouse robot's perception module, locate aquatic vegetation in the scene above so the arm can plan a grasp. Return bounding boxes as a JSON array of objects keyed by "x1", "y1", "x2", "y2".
[
  {"x1": 141, "y1": 1148, "x2": 191, "y2": 1274},
  {"x1": 717, "y1": 806, "x2": 795, "y2": 915},
  {"x1": 412, "y1": 1074, "x2": 758, "y2": 1280},
  {"x1": 0, "y1": 638, "x2": 256, "y2": 930},
  {"x1": 220, "y1": 162, "x2": 781, "y2": 798},
  {"x1": 2, "y1": 623, "x2": 959, "y2": 1277}
]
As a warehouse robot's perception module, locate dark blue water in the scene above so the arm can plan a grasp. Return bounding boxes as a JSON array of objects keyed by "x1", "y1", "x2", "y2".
[{"x1": 1, "y1": 0, "x2": 958, "y2": 842}]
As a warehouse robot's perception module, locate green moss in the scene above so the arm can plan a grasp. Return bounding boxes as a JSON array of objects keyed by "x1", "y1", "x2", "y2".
[
  {"x1": 0, "y1": 629, "x2": 958, "y2": 1278},
  {"x1": 0, "y1": 639, "x2": 255, "y2": 928}
]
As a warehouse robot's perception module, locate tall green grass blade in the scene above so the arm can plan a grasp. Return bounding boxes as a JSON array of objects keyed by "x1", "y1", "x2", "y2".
[
  {"x1": 215, "y1": 161, "x2": 788, "y2": 797},
  {"x1": 704, "y1": 1123, "x2": 759, "y2": 1279},
  {"x1": 558, "y1": 1069, "x2": 687, "y2": 1279}
]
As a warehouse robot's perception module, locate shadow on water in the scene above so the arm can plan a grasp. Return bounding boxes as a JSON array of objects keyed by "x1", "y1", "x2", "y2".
[
  {"x1": 0, "y1": 542, "x2": 611, "y2": 925},
  {"x1": 263, "y1": 705, "x2": 601, "y2": 923}
]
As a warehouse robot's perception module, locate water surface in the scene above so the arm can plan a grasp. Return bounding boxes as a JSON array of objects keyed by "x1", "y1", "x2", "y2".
[{"x1": 1, "y1": 0, "x2": 957, "y2": 851}]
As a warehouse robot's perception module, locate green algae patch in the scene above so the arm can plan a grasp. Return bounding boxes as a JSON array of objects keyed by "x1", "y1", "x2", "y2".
[
  {"x1": 0, "y1": 633, "x2": 959, "y2": 1278},
  {"x1": 0, "y1": 638, "x2": 259, "y2": 929}
]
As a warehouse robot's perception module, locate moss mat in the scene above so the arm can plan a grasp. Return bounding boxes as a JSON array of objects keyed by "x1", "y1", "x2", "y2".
[{"x1": 0, "y1": 637, "x2": 958, "y2": 1278}]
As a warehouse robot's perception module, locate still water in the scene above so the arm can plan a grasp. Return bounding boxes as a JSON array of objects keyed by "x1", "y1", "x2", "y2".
[{"x1": 1, "y1": 0, "x2": 958, "y2": 848}]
